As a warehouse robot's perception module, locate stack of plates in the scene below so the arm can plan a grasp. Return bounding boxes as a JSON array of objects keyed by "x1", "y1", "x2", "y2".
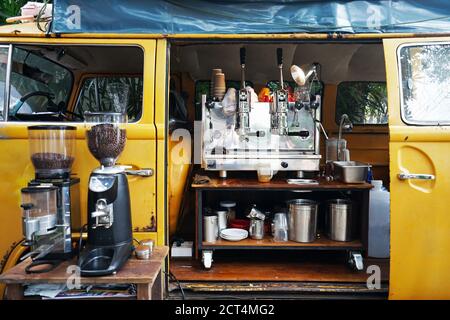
[{"x1": 220, "y1": 228, "x2": 248, "y2": 241}]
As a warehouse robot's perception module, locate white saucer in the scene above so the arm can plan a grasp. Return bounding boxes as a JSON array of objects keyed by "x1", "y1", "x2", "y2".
[{"x1": 220, "y1": 228, "x2": 248, "y2": 241}]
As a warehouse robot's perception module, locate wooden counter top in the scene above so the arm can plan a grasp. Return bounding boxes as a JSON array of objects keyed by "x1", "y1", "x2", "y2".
[
  {"x1": 0, "y1": 246, "x2": 169, "y2": 300},
  {"x1": 0, "y1": 246, "x2": 168, "y2": 285},
  {"x1": 192, "y1": 176, "x2": 372, "y2": 190}
]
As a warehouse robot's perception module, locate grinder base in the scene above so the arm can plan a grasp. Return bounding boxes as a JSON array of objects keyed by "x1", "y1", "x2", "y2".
[{"x1": 78, "y1": 241, "x2": 133, "y2": 277}]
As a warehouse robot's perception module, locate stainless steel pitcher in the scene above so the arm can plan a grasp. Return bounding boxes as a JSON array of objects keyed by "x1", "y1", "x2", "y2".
[{"x1": 249, "y1": 219, "x2": 265, "y2": 240}]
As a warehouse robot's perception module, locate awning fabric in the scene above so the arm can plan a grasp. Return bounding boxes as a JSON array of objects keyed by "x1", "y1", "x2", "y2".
[{"x1": 52, "y1": 0, "x2": 450, "y2": 34}]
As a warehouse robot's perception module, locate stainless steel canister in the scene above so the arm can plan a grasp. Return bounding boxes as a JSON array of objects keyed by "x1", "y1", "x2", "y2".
[
  {"x1": 215, "y1": 210, "x2": 228, "y2": 231},
  {"x1": 203, "y1": 215, "x2": 218, "y2": 242},
  {"x1": 140, "y1": 239, "x2": 154, "y2": 254},
  {"x1": 287, "y1": 199, "x2": 318, "y2": 243},
  {"x1": 327, "y1": 199, "x2": 353, "y2": 242},
  {"x1": 135, "y1": 245, "x2": 151, "y2": 260}
]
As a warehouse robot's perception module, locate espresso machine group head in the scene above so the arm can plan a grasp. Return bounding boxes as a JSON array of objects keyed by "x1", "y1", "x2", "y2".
[
  {"x1": 235, "y1": 47, "x2": 251, "y2": 136},
  {"x1": 270, "y1": 48, "x2": 289, "y2": 136},
  {"x1": 20, "y1": 125, "x2": 80, "y2": 273},
  {"x1": 78, "y1": 83, "x2": 133, "y2": 276}
]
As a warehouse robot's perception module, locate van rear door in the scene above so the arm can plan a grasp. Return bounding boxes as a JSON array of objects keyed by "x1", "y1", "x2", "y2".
[{"x1": 384, "y1": 37, "x2": 450, "y2": 299}]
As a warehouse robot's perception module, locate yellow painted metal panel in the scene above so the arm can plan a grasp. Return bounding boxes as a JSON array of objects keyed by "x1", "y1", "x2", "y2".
[
  {"x1": 384, "y1": 37, "x2": 450, "y2": 299},
  {"x1": 154, "y1": 39, "x2": 168, "y2": 246}
]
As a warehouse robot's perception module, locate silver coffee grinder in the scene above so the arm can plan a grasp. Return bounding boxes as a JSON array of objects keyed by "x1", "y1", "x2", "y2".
[{"x1": 20, "y1": 125, "x2": 80, "y2": 273}]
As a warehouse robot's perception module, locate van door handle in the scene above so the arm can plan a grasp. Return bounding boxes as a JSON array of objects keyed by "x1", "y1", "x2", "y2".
[
  {"x1": 398, "y1": 173, "x2": 435, "y2": 180},
  {"x1": 125, "y1": 168, "x2": 154, "y2": 177}
]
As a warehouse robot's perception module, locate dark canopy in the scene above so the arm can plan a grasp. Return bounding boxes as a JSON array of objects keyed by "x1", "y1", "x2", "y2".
[{"x1": 52, "y1": 0, "x2": 450, "y2": 34}]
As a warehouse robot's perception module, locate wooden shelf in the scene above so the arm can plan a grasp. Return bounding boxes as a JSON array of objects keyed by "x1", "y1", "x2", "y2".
[
  {"x1": 170, "y1": 258, "x2": 389, "y2": 283},
  {"x1": 192, "y1": 177, "x2": 372, "y2": 190},
  {"x1": 202, "y1": 236, "x2": 363, "y2": 250}
]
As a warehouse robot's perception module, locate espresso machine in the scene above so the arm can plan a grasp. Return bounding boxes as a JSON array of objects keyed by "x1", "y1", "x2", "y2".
[
  {"x1": 78, "y1": 84, "x2": 133, "y2": 276},
  {"x1": 201, "y1": 48, "x2": 323, "y2": 179},
  {"x1": 20, "y1": 125, "x2": 80, "y2": 273}
]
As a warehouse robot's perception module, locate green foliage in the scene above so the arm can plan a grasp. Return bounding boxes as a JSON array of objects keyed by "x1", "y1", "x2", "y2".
[
  {"x1": 0, "y1": 0, "x2": 29, "y2": 25},
  {"x1": 336, "y1": 82, "x2": 387, "y2": 125}
]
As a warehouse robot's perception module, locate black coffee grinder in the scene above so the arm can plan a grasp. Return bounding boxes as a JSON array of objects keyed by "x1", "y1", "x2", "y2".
[{"x1": 78, "y1": 85, "x2": 133, "y2": 276}]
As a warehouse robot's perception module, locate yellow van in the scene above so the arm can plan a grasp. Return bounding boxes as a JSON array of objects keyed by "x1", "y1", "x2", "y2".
[{"x1": 0, "y1": 1, "x2": 449, "y2": 300}]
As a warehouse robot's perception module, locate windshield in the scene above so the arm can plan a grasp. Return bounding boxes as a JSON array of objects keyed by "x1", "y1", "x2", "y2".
[{"x1": 8, "y1": 47, "x2": 72, "y2": 118}]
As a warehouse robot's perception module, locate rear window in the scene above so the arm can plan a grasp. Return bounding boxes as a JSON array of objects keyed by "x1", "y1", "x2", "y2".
[
  {"x1": 74, "y1": 76, "x2": 143, "y2": 122},
  {"x1": 336, "y1": 82, "x2": 387, "y2": 125}
]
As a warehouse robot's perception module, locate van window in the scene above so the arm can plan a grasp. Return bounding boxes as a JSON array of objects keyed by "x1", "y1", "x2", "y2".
[
  {"x1": 336, "y1": 82, "x2": 387, "y2": 125},
  {"x1": 8, "y1": 47, "x2": 73, "y2": 121},
  {"x1": 399, "y1": 43, "x2": 450, "y2": 125},
  {"x1": 74, "y1": 76, "x2": 143, "y2": 122},
  {"x1": 0, "y1": 46, "x2": 8, "y2": 120}
]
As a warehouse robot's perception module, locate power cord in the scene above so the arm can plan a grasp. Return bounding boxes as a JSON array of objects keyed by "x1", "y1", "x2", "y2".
[
  {"x1": 165, "y1": 270, "x2": 186, "y2": 300},
  {"x1": 77, "y1": 224, "x2": 88, "y2": 259}
]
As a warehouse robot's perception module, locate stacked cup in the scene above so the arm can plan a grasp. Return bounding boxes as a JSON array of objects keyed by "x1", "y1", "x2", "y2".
[
  {"x1": 212, "y1": 70, "x2": 226, "y2": 101},
  {"x1": 210, "y1": 68, "x2": 222, "y2": 97}
]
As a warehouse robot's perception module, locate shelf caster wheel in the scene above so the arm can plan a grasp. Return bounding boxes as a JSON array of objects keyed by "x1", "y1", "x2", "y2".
[
  {"x1": 202, "y1": 250, "x2": 213, "y2": 269},
  {"x1": 348, "y1": 251, "x2": 364, "y2": 271}
]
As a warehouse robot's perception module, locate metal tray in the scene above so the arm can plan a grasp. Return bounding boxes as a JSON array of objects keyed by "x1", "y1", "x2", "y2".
[{"x1": 333, "y1": 161, "x2": 371, "y2": 184}]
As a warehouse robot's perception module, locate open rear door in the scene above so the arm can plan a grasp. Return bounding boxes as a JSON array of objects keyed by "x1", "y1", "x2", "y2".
[{"x1": 384, "y1": 37, "x2": 450, "y2": 299}]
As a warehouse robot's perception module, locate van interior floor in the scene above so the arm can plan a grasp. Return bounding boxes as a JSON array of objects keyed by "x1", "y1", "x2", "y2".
[{"x1": 168, "y1": 251, "x2": 389, "y2": 299}]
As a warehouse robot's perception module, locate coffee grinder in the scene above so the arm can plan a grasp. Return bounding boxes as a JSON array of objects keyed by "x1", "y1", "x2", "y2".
[
  {"x1": 78, "y1": 84, "x2": 133, "y2": 276},
  {"x1": 21, "y1": 125, "x2": 80, "y2": 273}
]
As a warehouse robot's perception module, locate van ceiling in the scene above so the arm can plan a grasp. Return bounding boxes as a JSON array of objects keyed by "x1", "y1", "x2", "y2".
[{"x1": 171, "y1": 43, "x2": 385, "y2": 85}]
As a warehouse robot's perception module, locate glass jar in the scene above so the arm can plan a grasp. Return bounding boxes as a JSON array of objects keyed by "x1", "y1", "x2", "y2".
[
  {"x1": 220, "y1": 201, "x2": 236, "y2": 222},
  {"x1": 326, "y1": 138, "x2": 347, "y2": 163},
  {"x1": 84, "y1": 112, "x2": 127, "y2": 167},
  {"x1": 27, "y1": 125, "x2": 76, "y2": 179}
]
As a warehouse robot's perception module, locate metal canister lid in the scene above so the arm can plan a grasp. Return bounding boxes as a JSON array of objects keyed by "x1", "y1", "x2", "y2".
[
  {"x1": 135, "y1": 245, "x2": 151, "y2": 260},
  {"x1": 220, "y1": 201, "x2": 236, "y2": 208}
]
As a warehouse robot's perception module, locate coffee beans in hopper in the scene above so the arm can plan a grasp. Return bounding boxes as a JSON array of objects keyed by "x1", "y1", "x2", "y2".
[
  {"x1": 31, "y1": 153, "x2": 74, "y2": 170},
  {"x1": 87, "y1": 124, "x2": 126, "y2": 166}
]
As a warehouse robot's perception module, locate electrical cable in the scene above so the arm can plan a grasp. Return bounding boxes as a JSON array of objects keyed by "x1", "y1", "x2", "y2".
[
  {"x1": 77, "y1": 224, "x2": 88, "y2": 260},
  {"x1": 165, "y1": 270, "x2": 186, "y2": 300}
]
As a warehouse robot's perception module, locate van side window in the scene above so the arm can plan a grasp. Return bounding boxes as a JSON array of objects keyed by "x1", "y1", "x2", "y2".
[
  {"x1": 0, "y1": 46, "x2": 8, "y2": 120},
  {"x1": 399, "y1": 43, "x2": 450, "y2": 125},
  {"x1": 8, "y1": 47, "x2": 73, "y2": 122},
  {"x1": 335, "y1": 82, "x2": 387, "y2": 125},
  {"x1": 74, "y1": 76, "x2": 143, "y2": 122}
]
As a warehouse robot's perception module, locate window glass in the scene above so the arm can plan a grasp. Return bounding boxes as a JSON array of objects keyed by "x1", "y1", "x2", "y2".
[
  {"x1": 399, "y1": 43, "x2": 450, "y2": 124},
  {"x1": 8, "y1": 47, "x2": 72, "y2": 120},
  {"x1": 0, "y1": 46, "x2": 8, "y2": 120},
  {"x1": 336, "y1": 82, "x2": 387, "y2": 125},
  {"x1": 75, "y1": 76, "x2": 143, "y2": 122}
]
